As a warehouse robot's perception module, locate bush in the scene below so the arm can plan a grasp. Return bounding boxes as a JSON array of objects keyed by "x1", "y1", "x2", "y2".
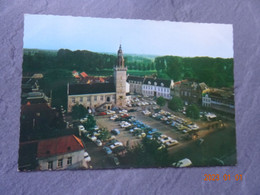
[
  {"x1": 156, "y1": 96, "x2": 166, "y2": 107},
  {"x1": 82, "y1": 115, "x2": 96, "y2": 130},
  {"x1": 186, "y1": 104, "x2": 200, "y2": 119},
  {"x1": 71, "y1": 104, "x2": 88, "y2": 119},
  {"x1": 168, "y1": 97, "x2": 183, "y2": 111}
]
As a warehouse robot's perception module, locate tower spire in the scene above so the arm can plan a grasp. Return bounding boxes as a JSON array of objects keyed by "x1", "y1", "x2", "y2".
[{"x1": 117, "y1": 44, "x2": 124, "y2": 67}]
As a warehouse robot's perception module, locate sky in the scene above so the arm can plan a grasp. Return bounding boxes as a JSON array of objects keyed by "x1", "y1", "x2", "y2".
[{"x1": 24, "y1": 14, "x2": 233, "y2": 58}]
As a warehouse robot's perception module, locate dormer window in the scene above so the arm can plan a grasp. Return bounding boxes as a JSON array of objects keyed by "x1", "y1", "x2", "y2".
[
  {"x1": 161, "y1": 83, "x2": 164, "y2": 87},
  {"x1": 148, "y1": 81, "x2": 151, "y2": 85},
  {"x1": 154, "y1": 82, "x2": 157, "y2": 86}
]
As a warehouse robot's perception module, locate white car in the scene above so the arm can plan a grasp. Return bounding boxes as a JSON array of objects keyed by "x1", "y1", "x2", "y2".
[
  {"x1": 80, "y1": 118, "x2": 88, "y2": 123},
  {"x1": 95, "y1": 139, "x2": 102, "y2": 146},
  {"x1": 152, "y1": 113, "x2": 159, "y2": 118},
  {"x1": 78, "y1": 125, "x2": 85, "y2": 131},
  {"x1": 110, "y1": 114, "x2": 118, "y2": 120},
  {"x1": 110, "y1": 142, "x2": 123, "y2": 149},
  {"x1": 120, "y1": 121, "x2": 131, "y2": 128},
  {"x1": 161, "y1": 116, "x2": 168, "y2": 121},
  {"x1": 165, "y1": 140, "x2": 179, "y2": 147},
  {"x1": 87, "y1": 134, "x2": 97, "y2": 141},
  {"x1": 94, "y1": 126, "x2": 99, "y2": 131},
  {"x1": 172, "y1": 158, "x2": 192, "y2": 167},
  {"x1": 159, "y1": 136, "x2": 173, "y2": 144},
  {"x1": 84, "y1": 152, "x2": 91, "y2": 162},
  {"x1": 142, "y1": 110, "x2": 151, "y2": 116},
  {"x1": 122, "y1": 123, "x2": 131, "y2": 128},
  {"x1": 107, "y1": 110, "x2": 116, "y2": 115},
  {"x1": 119, "y1": 109, "x2": 128, "y2": 114}
]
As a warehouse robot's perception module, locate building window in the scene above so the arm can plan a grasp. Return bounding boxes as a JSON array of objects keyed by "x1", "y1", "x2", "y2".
[
  {"x1": 94, "y1": 96, "x2": 97, "y2": 101},
  {"x1": 58, "y1": 159, "x2": 63, "y2": 168},
  {"x1": 72, "y1": 97, "x2": 75, "y2": 103},
  {"x1": 67, "y1": 157, "x2": 72, "y2": 165},
  {"x1": 100, "y1": 96, "x2": 104, "y2": 101},
  {"x1": 80, "y1": 97, "x2": 83, "y2": 102},
  {"x1": 48, "y1": 161, "x2": 53, "y2": 170},
  {"x1": 87, "y1": 96, "x2": 91, "y2": 101}
]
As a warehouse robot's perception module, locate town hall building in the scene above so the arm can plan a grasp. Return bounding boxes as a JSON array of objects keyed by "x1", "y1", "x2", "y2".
[{"x1": 67, "y1": 45, "x2": 127, "y2": 112}]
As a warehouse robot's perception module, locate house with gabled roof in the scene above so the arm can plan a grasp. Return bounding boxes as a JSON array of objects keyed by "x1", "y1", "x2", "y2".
[
  {"x1": 127, "y1": 75, "x2": 146, "y2": 95},
  {"x1": 142, "y1": 78, "x2": 174, "y2": 99},
  {"x1": 37, "y1": 135, "x2": 86, "y2": 170}
]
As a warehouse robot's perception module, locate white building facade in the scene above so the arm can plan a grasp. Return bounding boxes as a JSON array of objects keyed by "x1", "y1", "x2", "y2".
[{"x1": 142, "y1": 78, "x2": 174, "y2": 100}]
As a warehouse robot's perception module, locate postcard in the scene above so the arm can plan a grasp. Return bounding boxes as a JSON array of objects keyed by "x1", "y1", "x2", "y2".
[{"x1": 19, "y1": 14, "x2": 235, "y2": 171}]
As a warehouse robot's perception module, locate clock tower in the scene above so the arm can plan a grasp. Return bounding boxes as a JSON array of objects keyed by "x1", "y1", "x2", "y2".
[{"x1": 114, "y1": 45, "x2": 127, "y2": 107}]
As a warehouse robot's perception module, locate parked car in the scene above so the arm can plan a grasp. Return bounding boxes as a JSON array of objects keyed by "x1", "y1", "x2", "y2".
[
  {"x1": 103, "y1": 146, "x2": 112, "y2": 155},
  {"x1": 107, "y1": 135, "x2": 116, "y2": 141},
  {"x1": 172, "y1": 158, "x2": 192, "y2": 167},
  {"x1": 110, "y1": 114, "x2": 118, "y2": 120},
  {"x1": 110, "y1": 142, "x2": 123, "y2": 149},
  {"x1": 107, "y1": 110, "x2": 116, "y2": 115},
  {"x1": 159, "y1": 136, "x2": 172, "y2": 144},
  {"x1": 111, "y1": 129, "x2": 120, "y2": 135},
  {"x1": 78, "y1": 125, "x2": 85, "y2": 131},
  {"x1": 84, "y1": 152, "x2": 91, "y2": 162},
  {"x1": 80, "y1": 117, "x2": 88, "y2": 123},
  {"x1": 110, "y1": 156, "x2": 120, "y2": 166},
  {"x1": 95, "y1": 139, "x2": 102, "y2": 146},
  {"x1": 98, "y1": 112, "x2": 107, "y2": 116},
  {"x1": 142, "y1": 110, "x2": 151, "y2": 116},
  {"x1": 93, "y1": 125, "x2": 99, "y2": 130},
  {"x1": 87, "y1": 134, "x2": 97, "y2": 142},
  {"x1": 105, "y1": 139, "x2": 119, "y2": 147},
  {"x1": 165, "y1": 140, "x2": 179, "y2": 147},
  {"x1": 119, "y1": 109, "x2": 128, "y2": 114},
  {"x1": 128, "y1": 109, "x2": 136, "y2": 112}
]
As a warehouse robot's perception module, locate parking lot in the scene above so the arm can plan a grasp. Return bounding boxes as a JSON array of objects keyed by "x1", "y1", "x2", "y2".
[{"x1": 77, "y1": 96, "x2": 235, "y2": 168}]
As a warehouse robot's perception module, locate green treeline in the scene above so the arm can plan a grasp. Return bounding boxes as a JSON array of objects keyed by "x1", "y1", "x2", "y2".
[
  {"x1": 23, "y1": 49, "x2": 233, "y2": 88},
  {"x1": 155, "y1": 56, "x2": 234, "y2": 87}
]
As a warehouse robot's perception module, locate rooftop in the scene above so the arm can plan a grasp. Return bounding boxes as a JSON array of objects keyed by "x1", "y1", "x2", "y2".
[
  {"x1": 127, "y1": 75, "x2": 145, "y2": 82},
  {"x1": 143, "y1": 78, "x2": 171, "y2": 87},
  {"x1": 68, "y1": 83, "x2": 116, "y2": 95},
  {"x1": 37, "y1": 135, "x2": 84, "y2": 158}
]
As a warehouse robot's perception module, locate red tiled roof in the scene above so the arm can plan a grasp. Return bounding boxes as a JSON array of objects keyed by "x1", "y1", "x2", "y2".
[
  {"x1": 80, "y1": 72, "x2": 88, "y2": 78},
  {"x1": 72, "y1": 70, "x2": 77, "y2": 74},
  {"x1": 75, "y1": 75, "x2": 80, "y2": 78},
  {"x1": 37, "y1": 135, "x2": 84, "y2": 158}
]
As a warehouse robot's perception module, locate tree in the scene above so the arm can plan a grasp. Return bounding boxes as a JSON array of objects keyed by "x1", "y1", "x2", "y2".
[
  {"x1": 83, "y1": 115, "x2": 96, "y2": 130},
  {"x1": 122, "y1": 138, "x2": 169, "y2": 167},
  {"x1": 186, "y1": 104, "x2": 200, "y2": 119},
  {"x1": 98, "y1": 128, "x2": 110, "y2": 141},
  {"x1": 71, "y1": 104, "x2": 88, "y2": 119},
  {"x1": 156, "y1": 96, "x2": 166, "y2": 107},
  {"x1": 168, "y1": 97, "x2": 183, "y2": 111}
]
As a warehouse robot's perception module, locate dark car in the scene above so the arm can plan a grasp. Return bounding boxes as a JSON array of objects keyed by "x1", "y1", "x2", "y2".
[
  {"x1": 111, "y1": 129, "x2": 120, "y2": 135},
  {"x1": 128, "y1": 109, "x2": 136, "y2": 112},
  {"x1": 103, "y1": 146, "x2": 112, "y2": 155},
  {"x1": 105, "y1": 139, "x2": 119, "y2": 147}
]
